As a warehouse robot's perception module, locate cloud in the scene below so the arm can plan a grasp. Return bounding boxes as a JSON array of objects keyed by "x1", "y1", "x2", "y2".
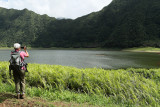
[
  {"x1": 0, "y1": 0, "x2": 112, "y2": 19},
  {"x1": 0, "y1": 0, "x2": 8, "y2": 2}
]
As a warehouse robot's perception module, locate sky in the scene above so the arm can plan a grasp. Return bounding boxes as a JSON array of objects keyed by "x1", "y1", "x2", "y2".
[{"x1": 0, "y1": 0, "x2": 112, "y2": 19}]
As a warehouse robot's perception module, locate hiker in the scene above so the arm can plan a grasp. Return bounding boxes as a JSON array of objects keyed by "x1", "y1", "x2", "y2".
[{"x1": 9, "y1": 43, "x2": 29, "y2": 99}]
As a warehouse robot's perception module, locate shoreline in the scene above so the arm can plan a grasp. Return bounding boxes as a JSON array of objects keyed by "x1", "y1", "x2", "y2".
[
  {"x1": 0, "y1": 47, "x2": 121, "y2": 51},
  {"x1": 1, "y1": 47, "x2": 160, "y2": 53},
  {"x1": 123, "y1": 47, "x2": 160, "y2": 53}
]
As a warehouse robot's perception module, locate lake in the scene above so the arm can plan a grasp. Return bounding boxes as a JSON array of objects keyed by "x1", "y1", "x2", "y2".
[{"x1": 0, "y1": 49, "x2": 160, "y2": 69}]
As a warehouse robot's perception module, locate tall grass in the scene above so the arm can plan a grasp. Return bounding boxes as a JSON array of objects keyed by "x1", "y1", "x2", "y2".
[
  {"x1": 123, "y1": 47, "x2": 160, "y2": 52},
  {"x1": 0, "y1": 61, "x2": 160, "y2": 106}
]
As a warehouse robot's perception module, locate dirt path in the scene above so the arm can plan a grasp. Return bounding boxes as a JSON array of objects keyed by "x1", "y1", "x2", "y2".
[{"x1": 0, "y1": 93, "x2": 96, "y2": 107}]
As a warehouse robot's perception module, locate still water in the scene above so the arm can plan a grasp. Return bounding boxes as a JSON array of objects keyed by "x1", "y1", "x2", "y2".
[{"x1": 0, "y1": 49, "x2": 160, "y2": 69}]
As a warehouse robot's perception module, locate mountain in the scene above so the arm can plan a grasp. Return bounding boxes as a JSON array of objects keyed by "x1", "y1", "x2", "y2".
[
  {"x1": 0, "y1": 7, "x2": 55, "y2": 47},
  {"x1": 104, "y1": 0, "x2": 160, "y2": 48},
  {"x1": 0, "y1": 0, "x2": 160, "y2": 48}
]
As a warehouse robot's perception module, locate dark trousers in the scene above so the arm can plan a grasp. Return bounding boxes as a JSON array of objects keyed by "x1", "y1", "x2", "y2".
[{"x1": 13, "y1": 69, "x2": 25, "y2": 94}]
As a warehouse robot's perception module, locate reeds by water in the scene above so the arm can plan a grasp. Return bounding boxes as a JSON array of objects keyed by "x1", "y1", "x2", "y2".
[{"x1": 0, "y1": 61, "x2": 159, "y2": 106}]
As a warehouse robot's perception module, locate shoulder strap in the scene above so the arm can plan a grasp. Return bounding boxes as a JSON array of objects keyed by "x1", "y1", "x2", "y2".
[
  {"x1": 11, "y1": 50, "x2": 21, "y2": 54},
  {"x1": 11, "y1": 51, "x2": 15, "y2": 53}
]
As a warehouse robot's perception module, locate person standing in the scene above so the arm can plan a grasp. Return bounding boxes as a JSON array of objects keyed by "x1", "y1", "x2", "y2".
[{"x1": 9, "y1": 43, "x2": 29, "y2": 99}]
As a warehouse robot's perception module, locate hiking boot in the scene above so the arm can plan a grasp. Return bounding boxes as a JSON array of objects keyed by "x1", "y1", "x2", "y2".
[
  {"x1": 17, "y1": 93, "x2": 20, "y2": 99},
  {"x1": 20, "y1": 94, "x2": 25, "y2": 99}
]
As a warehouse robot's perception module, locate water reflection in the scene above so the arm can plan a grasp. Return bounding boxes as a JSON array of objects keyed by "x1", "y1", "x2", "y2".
[{"x1": 0, "y1": 49, "x2": 160, "y2": 69}]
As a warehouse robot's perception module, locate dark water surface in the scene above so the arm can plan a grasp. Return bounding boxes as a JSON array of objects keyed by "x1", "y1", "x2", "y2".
[{"x1": 0, "y1": 49, "x2": 160, "y2": 69}]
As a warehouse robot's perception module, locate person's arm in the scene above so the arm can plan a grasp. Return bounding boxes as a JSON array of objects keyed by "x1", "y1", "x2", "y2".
[{"x1": 24, "y1": 46, "x2": 29, "y2": 57}]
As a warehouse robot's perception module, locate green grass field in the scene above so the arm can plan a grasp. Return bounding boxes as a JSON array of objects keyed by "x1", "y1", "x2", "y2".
[{"x1": 0, "y1": 61, "x2": 160, "y2": 106}]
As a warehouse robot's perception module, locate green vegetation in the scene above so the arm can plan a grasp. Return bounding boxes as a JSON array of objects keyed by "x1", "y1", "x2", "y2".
[
  {"x1": 123, "y1": 47, "x2": 160, "y2": 52},
  {"x1": 0, "y1": 7, "x2": 56, "y2": 47},
  {"x1": 0, "y1": 0, "x2": 160, "y2": 48},
  {"x1": 0, "y1": 61, "x2": 160, "y2": 106}
]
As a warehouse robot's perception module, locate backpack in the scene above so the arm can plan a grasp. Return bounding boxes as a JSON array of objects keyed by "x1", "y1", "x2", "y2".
[{"x1": 9, "y1": 51, "x2": 22, "y2": 71}]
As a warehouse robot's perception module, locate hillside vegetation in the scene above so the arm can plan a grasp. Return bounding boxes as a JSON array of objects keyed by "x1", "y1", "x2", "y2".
[
  {"x1": 0, "y1": 0, "x2": 160, "y2": 48},
  {"x1": 0, "y1": 61, "x2": 160, "y2": 106},
  {"x1": 0, "y1": 7, "x2": 55, "y2": 47}
]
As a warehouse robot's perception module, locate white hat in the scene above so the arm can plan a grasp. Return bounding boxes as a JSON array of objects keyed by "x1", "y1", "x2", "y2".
[{"x1": 14, "y1": 43, "x2": 21, "y2": 49}]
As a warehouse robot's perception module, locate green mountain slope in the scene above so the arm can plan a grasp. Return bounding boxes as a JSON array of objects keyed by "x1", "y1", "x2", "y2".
[
  {"x1": 104, "y1": 0, "x2": 160, "y2": 48},
  {"x1": 0, "y1": 0, "x2": 160, "y2": 48},
  {"x1": 0, "y1": 7, "x2": 55, "y2": 47}
]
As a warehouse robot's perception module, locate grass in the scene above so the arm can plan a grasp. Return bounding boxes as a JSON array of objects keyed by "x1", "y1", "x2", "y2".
[
  {"x1": 123, "y1": 47, "x2": 160, "y2": 53},
  {"x1": 0, "y1": 47, "x2": 12, "y2": 50},
  {"x1": 0, "y1": 61, "x2": 160, "y2": 106}
]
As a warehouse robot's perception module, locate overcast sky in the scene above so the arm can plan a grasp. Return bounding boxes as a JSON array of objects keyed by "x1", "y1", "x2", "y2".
[{"x1": 0, "y1": 0, "x2": 112, "y2": 19}]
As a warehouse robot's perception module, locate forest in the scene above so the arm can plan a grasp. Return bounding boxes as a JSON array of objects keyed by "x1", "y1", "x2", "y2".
[{"x1": 0, "y1": 0, "x2": 160, "y2": 48}]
